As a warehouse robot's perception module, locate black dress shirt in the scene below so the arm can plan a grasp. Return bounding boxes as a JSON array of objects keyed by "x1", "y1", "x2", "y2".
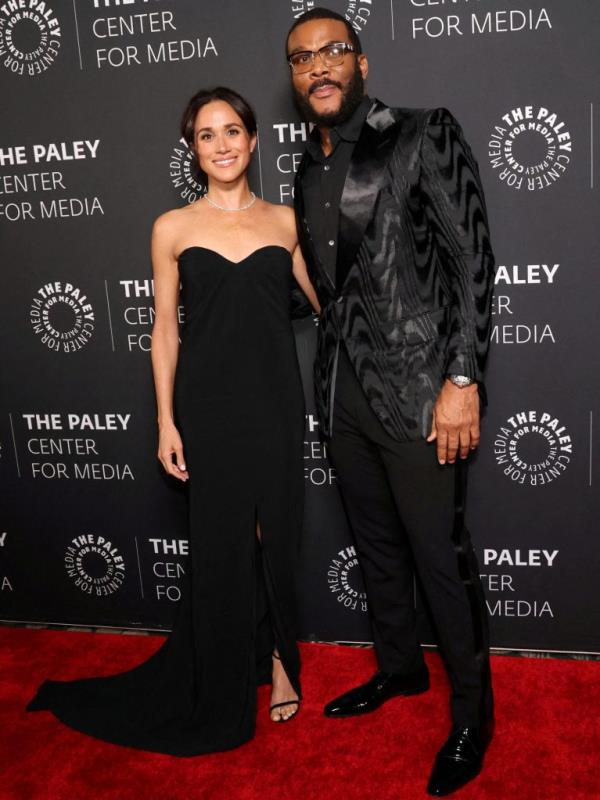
[{"x1": 301, "y1": 95, "x2": 372, "y2": 286}]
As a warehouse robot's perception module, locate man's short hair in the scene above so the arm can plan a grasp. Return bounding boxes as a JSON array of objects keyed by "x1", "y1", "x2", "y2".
[{"x1": 286, "y1": 7, "x2": 363, "y2": 57}]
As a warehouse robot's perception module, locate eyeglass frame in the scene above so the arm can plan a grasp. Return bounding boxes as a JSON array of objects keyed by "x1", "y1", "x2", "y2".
[{"x1": 287, "y1": 42, "x2": 357, "y2": 74}]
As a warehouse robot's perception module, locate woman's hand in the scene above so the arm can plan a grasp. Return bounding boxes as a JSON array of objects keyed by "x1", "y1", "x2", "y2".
[{"x1": 158, "y1": 422, "x2": 189, "y2": 481}]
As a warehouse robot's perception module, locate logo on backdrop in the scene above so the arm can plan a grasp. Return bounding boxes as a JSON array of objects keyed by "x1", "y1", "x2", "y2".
[
  {"x1": 148, "y1": 538, "x2": 188, "y2": 602},
  {"x1": 327, "y1": 546, "x2": 368, "y2": 613},
  {"x1": 491, "y1": 261, "x2": 559, "y2": 346},
  {"x1": 64, "y1": 534, "x2": 125, "y2": 596},
  {"x1": 168, "y1": 137, "x2": 206, "y2": 205},
  {"x1": 0, "y1": 139, "x2": 104, "y2": 224},
  {"x1": 90, "y1": 2, "x2": 217, "y2": 70},
  {"x1": 488, "y1": 106, "x2": 572, "y2": 191},
  {"x1": 110, "y1": 277, "x2": 185, "y2": 353},
  {"x1": 304, "y1": 414, "x2": 337, "y2": 486},
  {"x1": 480, "y1": 548, "x2": 557, "y2": 619},
  {"x1": 290, "y1": 1, "x2": 374, "y2": 31},
  {"x1": 494, "y1": 410, "x2": 573, "y2": 487},
  {"x1": 408, "y1": 7, "x2": 552, "y2": 40},
  {"x1": 0, "y1": 0, "x2": 61, "y2": 77},
  {"x1": 0, "y1": 531, "x2": 13, "y2": 593},
  {"x1": 30, "y1": 281, "x2": 95, "y2": 352},
  {"x1": 272, "y1": 121, "x2": 313, "y2": 203},
  {"x1": 22, "y1": 411, "x2": 135, "y2": 481}
]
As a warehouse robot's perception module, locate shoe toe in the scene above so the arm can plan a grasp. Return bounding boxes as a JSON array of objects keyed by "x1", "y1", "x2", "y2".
[
  {"x1": 427, "y1": 757, "x2": 482, "y2": 796},
  {"x1": 323, "y1": 699, "x2": 345, "y2": 717}
]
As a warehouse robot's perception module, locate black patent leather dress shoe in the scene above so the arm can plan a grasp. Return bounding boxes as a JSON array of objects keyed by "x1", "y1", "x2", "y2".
[
  {"x1": 323, "y1": 666, "x2": 430, "y2": 718},
  {"x1": 427, "y1": 723, "x2": 493, "y2": 796}
]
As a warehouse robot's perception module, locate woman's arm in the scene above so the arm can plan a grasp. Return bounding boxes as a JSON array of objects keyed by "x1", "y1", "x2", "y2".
[
  {"x1": 292, "y1": 243, "x2": 321, "y2": 314},
  {"x1": 150, "y1": 213, "x2": 189, "y2": 482},
  {"x1": 279, "y1": 202, "x2": 320, "y2": 315}
]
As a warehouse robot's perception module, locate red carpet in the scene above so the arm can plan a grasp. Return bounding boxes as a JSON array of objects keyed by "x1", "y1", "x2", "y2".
[{"x1": 1, "y1": 628, "x2": 599, "y2": 800}]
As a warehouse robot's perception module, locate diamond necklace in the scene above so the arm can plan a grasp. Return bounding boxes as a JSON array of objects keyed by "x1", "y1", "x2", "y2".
[{"x1": 204, "y1": 191, "x2": 257, "y2": 211}]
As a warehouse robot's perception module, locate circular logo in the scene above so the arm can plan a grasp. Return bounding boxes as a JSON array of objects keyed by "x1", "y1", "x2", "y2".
[
  {"x1": 29, "y1": 282, "x2": 95, "y2": 353},
  {"x1": 168, "y1": 137, "x2": 206, "y2": 204},
  {"x1": 493, "y1": 410, "x2": 573, "y2": 487},
  {"x1": 488, "y1": 105, "x2": 572, "y2": 191},
  {"x1": 64, "y1": 534, "x2": 126, "y2": 596},
  {"x1": 290, "y1": 1, "x2": 374, "y2": 32},
  {"x1": 0, "y1": 0, "x2": 61, "y2": 77},
  {"x1": 327, "y1": 546, "x2": 368, "y2": 612}
]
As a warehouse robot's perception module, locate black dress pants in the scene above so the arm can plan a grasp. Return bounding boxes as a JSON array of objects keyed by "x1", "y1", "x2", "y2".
[{"x1": 328, "y1": 346, "x2": 493, "y2": 727}]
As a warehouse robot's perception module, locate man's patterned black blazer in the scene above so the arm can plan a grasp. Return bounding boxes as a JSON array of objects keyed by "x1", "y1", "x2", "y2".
[{"x1": 294, "y1": 99, "x2": 496, "y2": 442}]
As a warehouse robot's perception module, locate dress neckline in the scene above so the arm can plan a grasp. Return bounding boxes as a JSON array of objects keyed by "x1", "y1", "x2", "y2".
[{"x1": 177, "y1": 245, "x2": 291, "y2": 265}]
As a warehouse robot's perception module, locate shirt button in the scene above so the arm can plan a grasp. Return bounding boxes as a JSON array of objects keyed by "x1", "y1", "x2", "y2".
[
  {"x1": 325, "y1": 201, "x2": 331, "y2": 208},
  {"x1": 324, "y1": 165, "x2": 330, "y2": 171},
  {"x1": 328, "y1": 239, "x2": 335, "y2": 246}
]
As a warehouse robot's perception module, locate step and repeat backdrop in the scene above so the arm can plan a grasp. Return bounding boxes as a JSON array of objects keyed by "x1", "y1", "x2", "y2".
[{"x1": 1, "y1": 0, "x2": 599, "y2": 656}]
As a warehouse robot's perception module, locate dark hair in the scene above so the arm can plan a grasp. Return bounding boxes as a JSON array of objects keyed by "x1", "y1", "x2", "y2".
[
  {"x1": 180, "y1": 86, "x2": 257, "y2": 150},
  {"x1": 286, "y1": 7, "x2": 363, "y2": 57}
]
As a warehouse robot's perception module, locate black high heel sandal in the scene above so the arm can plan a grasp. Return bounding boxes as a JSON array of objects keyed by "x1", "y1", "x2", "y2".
[{"x1": 270, "y1": 653, "x2": 300, "y2": 723}]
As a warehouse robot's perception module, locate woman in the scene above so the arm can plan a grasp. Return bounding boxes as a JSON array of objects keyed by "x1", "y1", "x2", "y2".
[{"x1": 27, "y1": 87, "x2": 320, "y2": 755}]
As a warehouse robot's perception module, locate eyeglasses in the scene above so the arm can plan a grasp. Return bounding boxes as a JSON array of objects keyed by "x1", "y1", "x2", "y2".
[{"x1": 287, "y1": 42, "x2": 356, "y2": 74}]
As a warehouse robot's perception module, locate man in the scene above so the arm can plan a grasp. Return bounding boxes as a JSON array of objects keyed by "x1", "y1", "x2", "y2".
[{"x1": 286, "y1": 8, "x2": 495, "y2": 797}]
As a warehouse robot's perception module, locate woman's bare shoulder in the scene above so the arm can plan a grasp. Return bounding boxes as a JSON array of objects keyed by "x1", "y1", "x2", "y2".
[
  {"x1": 153, "y1": 202, "x2": 205, "y2": 241},
  {"x1": 260, "y1": 200, "x2": 296, "y2": 230},
  {"x1": 255, "y1": 201, "x2": 297, "y2": 251},
  {"x1": 153, "y1": 207, "x2": 181, "y2": 238},
  {"x1": 260, "y1": 200, "x2": 294, "y2": 216}
]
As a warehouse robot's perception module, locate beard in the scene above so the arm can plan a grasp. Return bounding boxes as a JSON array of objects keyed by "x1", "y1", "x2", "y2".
[{"x1": 293, "y1": 63, "x2": 365, "y2": 128}]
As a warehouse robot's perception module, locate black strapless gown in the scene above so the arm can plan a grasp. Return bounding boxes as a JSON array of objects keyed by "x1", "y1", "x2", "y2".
[{"x1": 27, "y1": 245, "x2": 305, "y2": 755}]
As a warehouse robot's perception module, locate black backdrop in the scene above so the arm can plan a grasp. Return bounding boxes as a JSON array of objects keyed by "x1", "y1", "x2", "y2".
[{"x1": 1, "y1": 0, "x2": 599, "y2": 656}]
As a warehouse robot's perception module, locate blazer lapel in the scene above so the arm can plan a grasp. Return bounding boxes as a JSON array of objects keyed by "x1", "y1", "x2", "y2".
[{"x1": 336, "y1": 101, "x2": 402, "y2": 289}]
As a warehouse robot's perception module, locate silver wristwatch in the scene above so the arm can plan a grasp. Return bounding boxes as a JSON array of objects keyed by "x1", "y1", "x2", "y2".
[{"x1": 447, "y1": 374, "x2": 474, "y2": 388}]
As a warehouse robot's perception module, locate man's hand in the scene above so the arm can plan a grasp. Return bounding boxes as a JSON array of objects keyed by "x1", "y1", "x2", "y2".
[{"x1": 427, "y1": 380, "x2": 480, "y2": 465}]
